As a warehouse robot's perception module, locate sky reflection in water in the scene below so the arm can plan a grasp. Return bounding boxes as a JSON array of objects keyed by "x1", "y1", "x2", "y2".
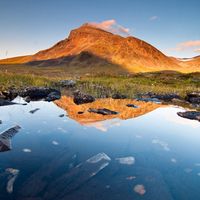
[{"x1": 0, "y1": 97, "x2": 200, "y2": 199}]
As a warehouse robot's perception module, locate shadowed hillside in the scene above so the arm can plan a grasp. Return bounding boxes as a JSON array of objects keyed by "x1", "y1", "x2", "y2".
[{"x1": 0, "y1": 23, "x2": 183, "y2": 73}]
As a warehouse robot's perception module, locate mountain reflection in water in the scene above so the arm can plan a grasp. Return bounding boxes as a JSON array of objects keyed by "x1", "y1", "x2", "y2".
[
  {"x1": 0, "y1": 96, "x2": 200, "y2": 199},
  {"x1": 54, "y1": 95, "x2": 163, "y2": 124}
]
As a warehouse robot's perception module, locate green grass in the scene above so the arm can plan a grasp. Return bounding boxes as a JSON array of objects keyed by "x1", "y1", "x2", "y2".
[{"x1": 0, "y1": 64, "x2": 200, "y2": 101}]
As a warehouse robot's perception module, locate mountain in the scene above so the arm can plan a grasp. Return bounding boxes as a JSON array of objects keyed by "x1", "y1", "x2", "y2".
[{"x1": 0, "y1": 23, "x2": 184, "y2": 72}]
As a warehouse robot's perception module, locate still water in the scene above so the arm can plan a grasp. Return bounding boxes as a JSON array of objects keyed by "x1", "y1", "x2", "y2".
[{"x1": 1, "y1": 96, "x2": 200, "y2": 200}]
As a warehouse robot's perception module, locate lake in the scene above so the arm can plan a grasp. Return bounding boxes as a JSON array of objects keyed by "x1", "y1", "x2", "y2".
[{"x1": 0, "y1": 96, "x2": 200, "y2": 200}]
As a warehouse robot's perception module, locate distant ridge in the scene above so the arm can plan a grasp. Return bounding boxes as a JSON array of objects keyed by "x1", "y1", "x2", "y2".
[{"x1": 1, "y1": 23, "x2": 199, "y2": 73}]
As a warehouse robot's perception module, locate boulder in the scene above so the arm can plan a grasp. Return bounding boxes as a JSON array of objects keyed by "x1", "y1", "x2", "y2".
[
  {"x1": 19, "y1": 87, "x2": 61, "y2": 99},
  {"x1": 153, "y1": 93, "x2": 180, "y2": 102},
  {"x1": 73, "y1": 90, "x2": 95, "y2": 105},
  {"x1": 185, "y1": 93, "x2": 200, "y2": 104},
  {"x1": 112, "y1": 93, "x2": 127, "y2": 99},
  {"x1": 0, "y1": 91, "x2": 6, "y2": 99},
  {"x1": 136, "y1": 98, "x2": 162, "y2": 104},
  {"x1": 87, "y1": 108, "x2": 119, "y2": 115},
  {"x1": 45, "y1": 92, "x2": 61, "y2": 102},
  {"x1": 54, "y1": 79, "x2": 77, "y2": 87},
  {"x1": 177, "y1": 111, "x2": 200, "y2": 122},
  {"x1": 2, "y1": 89, "x2": 18, "y2": 101}
]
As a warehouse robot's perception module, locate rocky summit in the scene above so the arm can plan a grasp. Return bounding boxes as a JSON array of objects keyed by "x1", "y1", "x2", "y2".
[{"x1": 0, "y1": 23, "x2": 191, "y2": 73}]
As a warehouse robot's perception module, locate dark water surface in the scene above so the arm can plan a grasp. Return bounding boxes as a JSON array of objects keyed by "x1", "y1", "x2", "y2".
[{"x1": 1, "y1": 97, "x2": 200, "y2": 200}]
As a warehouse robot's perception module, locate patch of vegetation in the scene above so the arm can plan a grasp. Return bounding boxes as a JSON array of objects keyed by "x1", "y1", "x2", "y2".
[{"x1": 0, "y1": 64, "x2": 200, "y2": 101}]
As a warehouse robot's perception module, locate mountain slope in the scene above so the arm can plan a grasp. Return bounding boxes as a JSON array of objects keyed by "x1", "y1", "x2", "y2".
[{"x1": 0, "y1": 23, "x2": 181, "y2": 72}]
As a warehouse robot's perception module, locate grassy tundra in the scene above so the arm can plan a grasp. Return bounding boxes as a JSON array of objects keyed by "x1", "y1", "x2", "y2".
[{"x1": 0, "y1": 64, "x2": 200, "y2": 100}]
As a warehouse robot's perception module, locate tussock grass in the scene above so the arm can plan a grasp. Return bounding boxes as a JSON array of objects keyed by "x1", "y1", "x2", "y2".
[{"x1": 0, "y1": 64, "x2": 200, "y2": 100}]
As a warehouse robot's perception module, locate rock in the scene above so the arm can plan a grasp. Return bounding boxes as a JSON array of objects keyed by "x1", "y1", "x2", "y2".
[
  {"x1": 73, "y1": 75, "x2": 80, "y2": 79},
  {"x1": 126, "y1": 104, "x2": 140, "y2": 108},
  {"x1": 23, "y1": 96, "x2": 31, "y2": 103},
  {"x1": 29, "y1": 108, "x2": 40, "y2": 114},
  {"x1": 185, "y1": 92, "x2": 200, "y2": 104},
  {"x1": 0, "y1": 125, "x2": 21, "y2": 152},
  {"x1": 19, "y1": 87, "x2": 61, "y2": 99},
  {"x1": 112, "y1": 93, "x2": 127, "y2": 99},
  {"x1": 172, "y1": 98, "x2": 187, "y2": 104},
  {"x1": 2, "y1": 89, "x2": 18, "y2": 101},
  {"x1": 54, "y1": 79, "x2": 77, "y2": 87},
  {"x1": 0, "y1": 99, "x2": 18, "y2": 106},
  {"x1": 177, "y1": 111, "x2": 200, "y2": 121},
  {"x1": 87, "y1": 108, "x2": 119, "y2": 115},
  {"x1": 190, "y1": 104, "x2": 200, "y2": 108},
  {"x1": 153, "y1": 93, "x2": 180, "y2": 102},
  {"x1": 59, "y1": 114, "x2": 65, "y2": 117},
  {"x1": 136, "y1": 98, "x2": 162, "y2": 104},
  {"x1": 0, "y1": 91, "x2": 6, "y2": 99},
  {"x1": 45, "y1": 92, "x2": 61, "y2": 102},
  {"x1": 0, "y1": 120, "x2": 2, "y2": 124},
  {"x1": 77, "y1": 111, "x2": 84, "y2": 114},
  {"x1": 73, "y1": 90, "x2": 95, "y2": 105}
]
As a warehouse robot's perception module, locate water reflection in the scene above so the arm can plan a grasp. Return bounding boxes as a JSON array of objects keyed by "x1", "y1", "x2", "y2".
[
  {"x1": 54, "y1": 95, "x2": 163, "y2": 125},
  {"x1": 0, "y1": 96, "x2": 200, "y2": 199}
]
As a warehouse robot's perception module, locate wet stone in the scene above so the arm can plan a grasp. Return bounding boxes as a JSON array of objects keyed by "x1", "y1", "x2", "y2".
[
  {"x1": 73, "y1": 90, "x2": 95, "y2": 105},
  {"x1": 19, "y1": 87, "x2": 61, "y2": 99},
  {"x1": 0, "y1": 120, "x2": 2, "y2": 124},
  {"x1": 59, "y1": 114, "x2": 65, "y2": 117},
  {"x1": 136, "y1": 98, "x2": 162, "y2": 104},
  {"x1": 29, "y1": 108, "x2": 40, "y2": 114},
  {"x1": 77, "y1": 111, "x2": 84, "y2": 114},
  {"x1": 126, "y1": 104, "x2": 139, "y2": 108},
  {"x1": 87, "y1": 108, "x2": 119, "y2": 115},
  {"x1": 177, "y1": 111, "x2": 200, "y2": 122}
]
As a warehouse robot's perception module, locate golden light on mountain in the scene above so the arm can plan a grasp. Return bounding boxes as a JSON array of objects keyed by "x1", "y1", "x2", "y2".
[{"x1": 0, "y1": 23, "x2": 199, "y2": 73}]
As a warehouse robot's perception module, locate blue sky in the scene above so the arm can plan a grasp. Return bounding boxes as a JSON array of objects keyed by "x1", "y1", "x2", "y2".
[{"x1": 0, "y1": 0, "x2": 200, "y2": 60}]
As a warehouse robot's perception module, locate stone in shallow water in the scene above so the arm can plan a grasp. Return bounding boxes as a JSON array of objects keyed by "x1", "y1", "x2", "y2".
[
  {"x1": 29, "y1": 108, "x2": 40, "y2": 114},
  {"x1": 6, "y1": 169, "x2": 19, "y2": 193},
  {"x1": 0, "y1": 125, "x2": 21, "y2": 152},
  {"x1": 136, "y1": 98, "x2": 162, "y2": 104},
  {"x1": 177, "y1": 111, "x2": 200, "y2": 122},
  {"x1": 20, "y1": 152, "x2": 111, "y2": 199},
  {"x1": 87, "y1": 108, "x2": 119, "y2": 115},
  {"x1": 116, "y1": 157, "x2": 135, "y2": 165},
  {"x1": 126, "y1": 104, "x2": 140, "y2": 108}
]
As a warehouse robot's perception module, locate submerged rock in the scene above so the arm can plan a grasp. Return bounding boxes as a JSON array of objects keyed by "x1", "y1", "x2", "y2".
[
  {"x1": 116, "y1": 157, "x2": 135, "y2": 165},
  {"x1": 177, "y1": 111, "x2": 200, "y2": 122},
  {"x1": 6, "y1": 169, "x2": 19, "y2": 193},
  {"x1": 0, "y1": 125, "x2": 21, "y2": 152},
  {"x1": 136, "y1": 98, "x2": 162, "y2": 104},
  {"x1": 73, "y1": 90, "x2": 95, "y2": 105},
  {"x1": 87, "y1": 108, "x2": 119, "y2": 115},
  {"x1": 0, "y1": 120, "x2": 2, "y2": 124},
  {"x1": 29, "y1": 108, "x2": 40, "y2": 114}
]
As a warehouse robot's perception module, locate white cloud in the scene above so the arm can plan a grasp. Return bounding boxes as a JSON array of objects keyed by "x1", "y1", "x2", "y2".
[
  {"x1": 149, "y1": 16, "x2": 158, "y2": 20},
  {"x1": 163, "y1": 40, "x2": 200, "y2": 54},
  {"x1": 90, "y1": 20, "x2": 130, "y2": 36}
]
